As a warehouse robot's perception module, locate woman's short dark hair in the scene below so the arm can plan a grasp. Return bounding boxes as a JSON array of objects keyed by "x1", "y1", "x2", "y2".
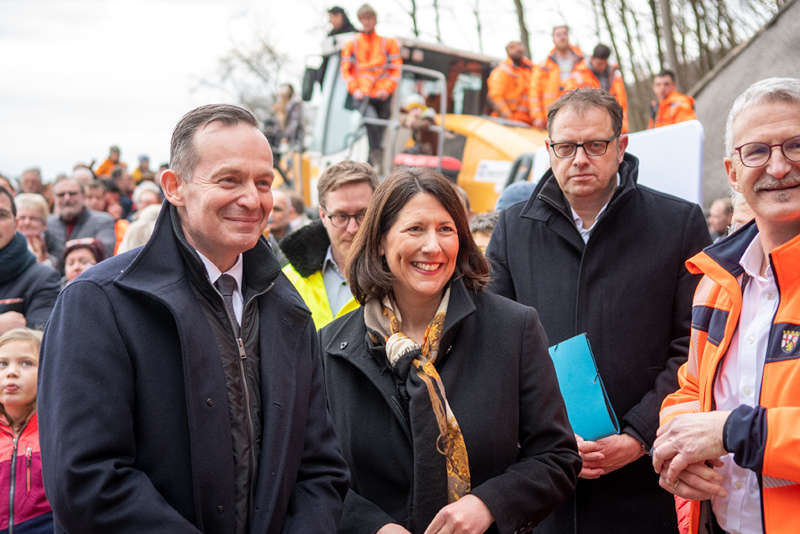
[{"x1": 348, "y1": 167, "x2": 489, "y2": 304}]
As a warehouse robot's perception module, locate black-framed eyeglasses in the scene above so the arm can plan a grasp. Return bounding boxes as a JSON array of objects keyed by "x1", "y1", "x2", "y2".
[
  {"x1": 734, "y1": 135, "x2": 800, "y2": 168},
  {"x1": 55, "y1": 191, "x2": 82, "y2": 198},
  {"x1": 549, "y1": 137, "x2": 618, "y2": 158},
  {"x1": 323, "y1": 210, "x2": 366, "y2": 228}
]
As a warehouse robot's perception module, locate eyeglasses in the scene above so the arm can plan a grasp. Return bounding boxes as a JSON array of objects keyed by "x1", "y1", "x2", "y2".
[
  {"x1": 323, "y1": 210, "x2": 366, "y2": 228},
  {"x1": 549, "y1": 137, "x2": 618, "y2": 159},
  {"x1": 734, "y1": 135, "x2": 800, "y2": 167},
  {"x1": 55, "y1": 191, "x2": 82, "y2": 198}
]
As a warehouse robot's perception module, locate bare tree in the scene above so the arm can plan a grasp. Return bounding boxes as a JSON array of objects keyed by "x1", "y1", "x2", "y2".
[
  {"x1": 433, "y1": 0, "x2": 443, "y2": 43},
  {"x1": 395, "y1": 0, "x2": 420, "y2": 37},
  {"x1": 657, "y1": 0, "x2": 681, "y2": 86},
  {"x1": 511, "y1": 0, "x2": 531, "y2": 58},
  {"x1": 473, "y1": 0, "x2": 485, "y2": 53},
  {"x1": 195, "y1": 36, "x2": 289, "y2": 122}
]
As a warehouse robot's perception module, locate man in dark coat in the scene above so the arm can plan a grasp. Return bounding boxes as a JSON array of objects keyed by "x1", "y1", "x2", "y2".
[
  {"x1": 487, "y1": 89, "x2": 711, "y2": 534},
  {"x1": 37, "y1": 104, "x2": 349, "y2": 533},
  {"x1": 0, "y1": 187, "x2": 60, "y2": 334}
]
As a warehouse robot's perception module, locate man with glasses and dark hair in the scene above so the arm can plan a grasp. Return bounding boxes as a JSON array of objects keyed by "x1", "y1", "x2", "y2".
[
  {"x1": 487, "y1": 88, "x2": 710, "y2": 534},
  {"x1": 655, "y1": 77, "x2": 800, "y2": 534},
  {"x1": 45, "y1": 177, "x2": 116, "y2": 265},
  {"x1": 281, "y1": 160, "x2": 377, "y2": 328}
]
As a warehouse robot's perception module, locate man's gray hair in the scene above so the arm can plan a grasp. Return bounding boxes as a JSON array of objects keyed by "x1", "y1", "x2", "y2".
[
  {"x1": 170, "y1": 104, "x2": 259, "y2": 180},
  {"x1": 724, "y1": 77, "x2": 800, "y2": 154}
]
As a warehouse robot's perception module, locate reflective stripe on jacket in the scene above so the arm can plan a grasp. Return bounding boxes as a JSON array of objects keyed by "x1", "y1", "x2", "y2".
[
  {"x1": 530, "y1": 45, "x2": 584, "y2": 122},
  {"x1": 660, "y1": 222, "x2": 800, "y2": 534},
  {"x1": 487, "y1": 57, "x2": 534, "y2": 125},
  {"x1": 564, "y1": 61, "x2": 629, "y2": 132},
  {"x1": 283, "y1": 264, "x2": 359, "y2": 330},
  {"x1": 340, "y1": 32, "x2": 402, "y2": 98},
  {"x1": 648, "y1": 90, "x2": 696, "y2": 129}
]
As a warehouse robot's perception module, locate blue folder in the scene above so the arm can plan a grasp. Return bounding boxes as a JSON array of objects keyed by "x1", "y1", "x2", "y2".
[{"x1": 548, "y1": 333, "x2": 620, "y2": 441}]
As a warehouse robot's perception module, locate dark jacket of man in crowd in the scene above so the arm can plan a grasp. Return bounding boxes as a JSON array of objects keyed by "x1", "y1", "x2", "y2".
[
  {"x1": 0, "y1": 232, "x2": 60, "y2": 332},
  {"x1": 45, "y1": 206, "x2": 116, "y2": 261},
  {"x1": 38, "y1": 205, "x2": 349, "y2": 533},
  {"x1": 487, "y1": 153, "x2": 710, "y2": 533}
]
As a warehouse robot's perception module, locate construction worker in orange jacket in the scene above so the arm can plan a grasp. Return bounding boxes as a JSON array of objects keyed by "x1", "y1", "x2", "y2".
[
  {"x1": 530, "y1": 25, "x2": 584, "y2": 129},
  {"x1": 340, "y1": 3, "x2": 402, "y2": 167},
  {"x1": 653, "y1": 77, "x2": 800, "y2": 534},
  {"x1": 648, "y1": 69, "x2": 697, "y2": 129},
  {"x1": 487, "y1": 41, "x2": 534, "y2": 125},
  {"x1": 565, "y1": 44, "x2": 629, "y2": 132}
]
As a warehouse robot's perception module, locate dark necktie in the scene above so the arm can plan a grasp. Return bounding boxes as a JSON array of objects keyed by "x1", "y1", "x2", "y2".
[{"x1": 215, "y1": 273, "x2": 239, "y2": 334}]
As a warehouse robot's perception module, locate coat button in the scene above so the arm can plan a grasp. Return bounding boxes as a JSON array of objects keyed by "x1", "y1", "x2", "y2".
[
  {"x1": 340, "y1": 341, "x2": 348, "y2": 350},
  {"x1": 206, "y1": 398, "x2": 215, "y2": 407},
  {"x1": 216, "y1": 505, "x2": 224, "y2": 513}
]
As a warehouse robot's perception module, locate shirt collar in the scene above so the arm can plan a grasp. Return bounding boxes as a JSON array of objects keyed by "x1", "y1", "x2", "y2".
[
  {"x1": 195, "y1": 249, "x2": 244, "y2": 290},
  {"x1": 323, "y1": 246, "x2": 342, "y2": 274},
  {"x1": 739, "y1": 232, "x2": 772, "y2": 282}
]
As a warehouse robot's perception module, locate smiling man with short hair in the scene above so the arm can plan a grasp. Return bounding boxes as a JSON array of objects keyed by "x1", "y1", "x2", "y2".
[
  {"x1": 37, "y1": 103, "x2": 348, "y2": 533},
  {"x1": 655, "y1": 77, "x2": 800, "y2": 534}
]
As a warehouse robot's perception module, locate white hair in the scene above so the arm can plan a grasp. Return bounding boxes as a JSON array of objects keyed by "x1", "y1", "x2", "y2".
[
  {"x1": 117, "y1": 204, "x2": 162, "y2": 254},
  {"x1": 132, "y1": 180, "x2": 162, "y2": 207},
  {"x1": 724, "y1": 77, "x2": 800, "y2": 154}
]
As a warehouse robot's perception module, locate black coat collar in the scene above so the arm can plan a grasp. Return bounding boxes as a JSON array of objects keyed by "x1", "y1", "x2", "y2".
[{"x1": 279, "y1": 221, "x2": 330, "y2": 277}]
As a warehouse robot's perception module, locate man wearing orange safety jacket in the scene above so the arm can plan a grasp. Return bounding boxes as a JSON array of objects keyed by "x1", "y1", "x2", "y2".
[
  {"x1": 340, "y1": 3, "x2": 402, "y2": 167},
  {"x1": 653, "y1": 77, "x2": 800, "y2": 534},
  {"x1": 487, "y1": 41, "x2": 534, "y2": 125},
  {"x1": 530, "y1": 25, "x2": 584, "y2": 129},
  {"x1": 566, "y1": 44, "x2": 629, "y2": 132},
  {"x1": 648, "y1": 69, "x2": 696, "y2": 129}
]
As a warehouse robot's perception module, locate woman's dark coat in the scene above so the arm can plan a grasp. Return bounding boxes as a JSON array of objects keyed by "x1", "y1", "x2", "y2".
[
  {"x1": 320, "y1": 279, "x2": 581, "y2": 534},
  {"x1": 37, "y1": 205, "x2": 349, "y2": 533},
  {"x1": 486, "y1": 153, "x2": 711, "y2": 533}
]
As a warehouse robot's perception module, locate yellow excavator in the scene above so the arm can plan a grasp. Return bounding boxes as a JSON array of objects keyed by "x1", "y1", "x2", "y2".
[{"x1": 278, "y1": 34, "x2": 545, "y2": 213}]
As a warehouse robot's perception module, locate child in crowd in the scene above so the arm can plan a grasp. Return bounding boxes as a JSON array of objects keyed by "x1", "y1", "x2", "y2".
[{"x1": 0, "y1": 328, "x2": 52, "y2": 533}]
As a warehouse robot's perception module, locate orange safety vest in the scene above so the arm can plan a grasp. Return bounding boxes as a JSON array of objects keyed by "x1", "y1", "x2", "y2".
[
  {"x1": 530, "y1": 45, "x2": 584, "y2": 123},
  {"x1": 648, "y1": 90, "x2": 696, "y2": 129},
  {"x1": 487, "y1": 57, "x2": 534, "y2": 125},
  {"x1": 564, "y1": 61, "x2": 629, "y2": 133},
  {"x1": 340, "y1": 32, "x2": 402, "y2": 98},
  {"x1": 660, "y1": 223, "x2": 800, "y2": 534}
]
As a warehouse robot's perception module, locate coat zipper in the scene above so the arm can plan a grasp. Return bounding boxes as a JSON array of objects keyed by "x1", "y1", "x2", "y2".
[
  {"x1": 7, "y1": 417, "x2": 30, "y2": 534},
  {"x1": 9, "y1": 435, "x2": 18, "y2": 534}
]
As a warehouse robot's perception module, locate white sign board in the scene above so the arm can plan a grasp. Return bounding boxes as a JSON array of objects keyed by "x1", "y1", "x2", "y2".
[
  {"x1": 529, "y1": 120, "x2": 705, "y2": 205},
  {"x1": 474, "y1": 159, "x2": 514, "y2": 194}
]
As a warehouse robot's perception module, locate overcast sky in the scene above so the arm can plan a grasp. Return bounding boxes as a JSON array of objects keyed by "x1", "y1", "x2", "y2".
[{"x1": 0, "y1": 0, "x2": 596, "y2": 182}]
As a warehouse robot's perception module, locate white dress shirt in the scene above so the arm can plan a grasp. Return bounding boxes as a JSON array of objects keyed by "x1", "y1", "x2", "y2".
[
  {"x1": 196, "y1": 250, "x2": 244, "y2": 325},
  {"x1": 712, "y1": 233, "x2": 776, "y2": 534},
  {"x1": 570, "y1": 175, "x2": 618, "y2": 243}
]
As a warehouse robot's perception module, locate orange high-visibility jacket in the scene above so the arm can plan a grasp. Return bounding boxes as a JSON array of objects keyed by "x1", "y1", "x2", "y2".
[
  {"x1": 648, "y1": 90, "x2": 696, "y2": 129},
  {"x1": 660, "y1": 223, "x2": 800, "y2": 534},
  {"x1": 340, "y1": 32, "x2": 402, "y2": 98},
  {"x1": 530, "y1": 45, "x2": 584, "y2": 123},
  {"x1": 565, "y1": 61, "x2": 629, "y2": 132},
  {"x1": 487, "y1": 57, "x2": 534, "y2": 125}
]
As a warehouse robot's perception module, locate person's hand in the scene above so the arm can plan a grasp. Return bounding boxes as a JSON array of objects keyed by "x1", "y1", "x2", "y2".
[
  {"x1": 577, "y1": 433, "x2": 644, "y2": 479},
  {"x1": 660, "y1": 459, "x2": 727, "y2": 500},
  {"x1": 652, "y1": 410, "x2": 730, "y2": 488},
  {"x1": 423, "y1": 494, "x2": 493, "y2": 534},
  {"x1": 375, "y1": 90, "x2": 390, "y2": 100},
  {"x1": 0, "y1": 311, "x2": 26, "y2": 334},
  {"x1": 353, "y1": 89, "x2": 365, "y2": 100},
  {"x1": 25, "y1": 233, "x2": 47, "y2": 262},
  {"x1": 377, "y1": 523, "x2": 412, "y2": 534},
  {"x1": 532, "y1": 118, "x2": 546, "y2": 129}
]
